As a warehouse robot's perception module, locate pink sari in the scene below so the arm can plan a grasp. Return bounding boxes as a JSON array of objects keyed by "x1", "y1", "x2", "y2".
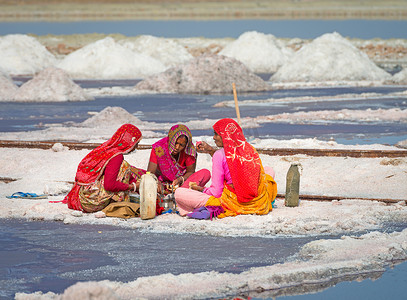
[{"x1": 152, "y1": 124, "x2": 197, "y2": 182}]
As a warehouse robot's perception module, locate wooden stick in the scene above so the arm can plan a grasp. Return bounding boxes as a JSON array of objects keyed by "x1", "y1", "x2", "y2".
[{"x1": 232, "y1": 82, "x2": 241, "y2": 125}]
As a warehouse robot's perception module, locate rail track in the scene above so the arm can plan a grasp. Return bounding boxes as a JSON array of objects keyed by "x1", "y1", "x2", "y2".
[{"x1": 1, "y1": 140, "x2": 407, "y2": 158}]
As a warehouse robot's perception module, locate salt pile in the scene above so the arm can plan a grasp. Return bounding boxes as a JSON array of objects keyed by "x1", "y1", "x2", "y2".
[
  {"x1": 120, "y1": 35, "x2": 193, "y2": 68},
  {"x1": 0, "y1": 73, "x2": 18, "y2": 101},
  {"x1": 219, "y1": 31, "x2": 294, "y2": 73},
  {"x1": 392, "y1": 67, "x2": 407, "y2": 83},
  {"x1": 254, "y1": 108, "x2": 407, "y2": 124},
  {"x1": 57, "y1": 37, "x2": 166, "y2": 79},
  {"x1": 80, "y1": 106, "x2": 143, "y2": 127},
  {"x1": 0, "y1": 34, "x2": 57, "y2": 76},
  {"x1": 12, "y1": 67, "x2": 93, "y2": 102},
  {"x1": 135, "y1": 54, "x2": 269, "y2": 93},
  {"x1": 271, "y1": 32, "x2": 392, "y2": 83}
]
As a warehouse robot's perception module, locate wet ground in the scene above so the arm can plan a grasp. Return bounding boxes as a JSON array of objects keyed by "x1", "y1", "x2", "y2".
[
  {"x1": 0, "y1": 218, "x2": 322, "y2": 299},
  {"x1": 1, "y1": 83, "x2": 406, "y2": 145},
  {"x1": 0, "y1": 219, "x2": 406, "y2": 299}
]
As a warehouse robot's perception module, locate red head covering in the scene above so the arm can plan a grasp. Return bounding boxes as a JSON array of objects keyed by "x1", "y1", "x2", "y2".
[
  {"x1": 75, "y1": 123, "x2": 142, "y2": 185},
  {"x1": 213, "y1": 118, "x2": 261, "y2": 203}
]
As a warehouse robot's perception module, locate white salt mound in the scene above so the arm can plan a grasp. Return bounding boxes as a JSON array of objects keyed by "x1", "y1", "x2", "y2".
[
  {"x1": 0, "y1": 34, "x2": 57, "y2": 76},
  {"x1": 219, "y1": 31, "x2": 294, "y2": 73},
  {"x1": 80, "y1": 106, "x2": 143, "y2": 128},
  {"x1": 135, "y1": 54, "x2": 269, "y2": 94},
  {"x1": 0, "y1": 73, "x2": 18, "y2": 101},
  {"x1": 13, "y1": 67, "x2": 93, "y2": 102},
  {"x1": 57, "y1": 37, "x2": 166, "y2": 79},
  {"x1": 271, "y1": 32, "x2": 392, "y2": 83},
  {"x1": 392, "y1": 67, "x2": 407, "y2": 84},
  {"x1": 121, "y1": 35, "x2": 193, "y2": 68}
]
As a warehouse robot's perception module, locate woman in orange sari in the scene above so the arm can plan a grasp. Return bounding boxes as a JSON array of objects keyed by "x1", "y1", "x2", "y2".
[
  {"x1": 63, "y1": 123, "x2": 146, "y2": 213},
  {"x1": 174, "y1": 118, "x2": 277, "y2": 219}
]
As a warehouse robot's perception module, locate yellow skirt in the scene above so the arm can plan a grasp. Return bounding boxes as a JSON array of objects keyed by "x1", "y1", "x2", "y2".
[{"x1": 205, "y1": 166, "x2": 277, "y2": 218}]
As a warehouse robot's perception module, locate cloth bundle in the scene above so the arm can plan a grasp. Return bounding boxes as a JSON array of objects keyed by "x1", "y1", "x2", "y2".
[
  {"x1": 102, "y1": 202, "x2": 140, "y2": 219},
  {"x1": 187, "y1": 206, "x2": 225, "y2": 220}
]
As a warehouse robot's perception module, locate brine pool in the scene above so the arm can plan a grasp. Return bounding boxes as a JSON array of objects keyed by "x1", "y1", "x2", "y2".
[{"x1": 1, "y1": 83, "x2": 407, "y2": 146}]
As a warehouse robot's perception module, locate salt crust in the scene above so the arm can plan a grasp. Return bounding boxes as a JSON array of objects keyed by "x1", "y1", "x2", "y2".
[
  {"x1": 0, "y1": 106, "x2": 406, "y2": 148},
  {"x1": 1, "y1": 31, "x2": 406, "y2": 298},
  {"x1": 1, "y1": 126, "x2": 406, "y2": 298}
]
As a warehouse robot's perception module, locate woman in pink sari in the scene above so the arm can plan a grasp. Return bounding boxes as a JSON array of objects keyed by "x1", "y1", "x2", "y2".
[
  {"x1": 174, "y1": 118, "x2": 277, "y2": 219},
  {"x1": 147, "y1": 124, "x2": 210, "y2": 192}
]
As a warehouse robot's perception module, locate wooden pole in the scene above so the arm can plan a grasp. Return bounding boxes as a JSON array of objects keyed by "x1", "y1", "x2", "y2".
[{"x1": 232, "y1": 83, "x2": 241, "y2": 126}]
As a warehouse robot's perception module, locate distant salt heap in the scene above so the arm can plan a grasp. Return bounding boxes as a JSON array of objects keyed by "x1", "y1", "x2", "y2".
[
  {"x1": 13, "y1": 67, "x2": 93, "y2": 102},
  {"x1": 120, "y1": 35, "x2": 193, "y2": 68},
  {"x1": 0, "y1": 73, "x2": 18, "y2": 101},
  {"x1": 271, "y1": 32, "x2": 392, "y2": 83},
  {"x1": 392, "y1": 67, "x2": 407, "y2": 84},
  {"x1": 57, "y1": 37, "x2": 166, "y2": 79},
  {"x1": 135, "y1": 54, "x2": 269, "y2": 94},
  {"x1": 0, "y1": 34, "x2": 57, "y2": 76},
  {"x1": 219, "y1": 31, "x2": 294, "y2": 73},
  {"x1": 80, "y1": 106, "x2": 143, "y2": 128}
]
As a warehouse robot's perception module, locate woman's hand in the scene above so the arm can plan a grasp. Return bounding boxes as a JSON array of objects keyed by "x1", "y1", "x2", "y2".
[
  {"x1": 190, "y1": 184, "x2": 204, "y2": 192},
  {"x1": 172, "y1": 176, "x2": 184, "y2": 187},
  {"x1": 196, "y1": 141, "x2": 216, "y2": 156},
  {"x1": 128, "y1": 182, "x2": 138, "y2": 192},
  {"x1": 157, "y1": 181, "x2": 164, "y2": 194}
]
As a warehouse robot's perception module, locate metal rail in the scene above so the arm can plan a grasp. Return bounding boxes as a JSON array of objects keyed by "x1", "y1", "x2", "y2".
[{"x1": 1, "y1": 140, "x2": 407, "y2": 158}]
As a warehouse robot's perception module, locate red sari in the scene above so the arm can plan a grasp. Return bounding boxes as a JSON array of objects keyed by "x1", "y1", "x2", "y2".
[
  {"x1": 206, "y1": 118, "x2": 277, "y2": 217},
  {"x1": 64, "y1": 124, "x2": 142, "y2": 211}
]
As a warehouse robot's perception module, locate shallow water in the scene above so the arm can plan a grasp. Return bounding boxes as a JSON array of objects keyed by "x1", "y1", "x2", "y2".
[
  {"x1": 1, "y1": 84, "x2": 406, "y2": 145},
  {"x1": 2, "y1": 20, "x2": 407, "y2": 39},
  {"x1": 0, "y1": 219, "x2": 406, "y2": 299},
  {"x1": 269, "y1": 261, "x2": 407, "y2": 300},
  {"x1": 0, "y1": 218, "x2": 322, "y2": 299}
]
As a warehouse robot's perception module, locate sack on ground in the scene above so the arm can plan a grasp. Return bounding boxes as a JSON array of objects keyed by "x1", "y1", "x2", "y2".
[{"x1": 102, "y1": 202, "x2": 140, "y2": 219}]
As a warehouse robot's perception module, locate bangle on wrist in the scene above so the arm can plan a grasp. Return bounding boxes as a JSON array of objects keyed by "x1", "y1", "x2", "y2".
[{"x1": 132, "y1": 182, "x2": 137, "y2": 192}]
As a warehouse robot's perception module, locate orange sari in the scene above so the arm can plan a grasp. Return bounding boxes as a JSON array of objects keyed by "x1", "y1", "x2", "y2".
[
  {"x1": 205, "y1": 118, "x2": 277, "y2": 218},
  {"x1": 206, "y1": 164, "x2": 277, "y2": 218}
]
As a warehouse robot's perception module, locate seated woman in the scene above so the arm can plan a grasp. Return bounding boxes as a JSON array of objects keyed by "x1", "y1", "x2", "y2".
[
  {"x1": 174, "y1": 118, "x2": 277, "y2": 218},
  {"x1": 147, "y1": 124, "x2": 210, "y2": 192},
  {"x1": 64, "y1": 123, "x2": 146, "y2": 213}
]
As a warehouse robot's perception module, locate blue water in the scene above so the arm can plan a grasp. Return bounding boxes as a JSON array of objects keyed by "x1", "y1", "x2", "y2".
[
  {"x1": 1, "y1": 20, "x2": 407, "y2": 39},
  {"x1": 0, "y1": 219, "x2": 406, "y2": 299},
  {"x1": 0, "y1": 219, "x2": 320, "y2": 299},
  {"x1": 273, "y1": 261, "x2": 407, "y2": 300},
  {"x1": 1, "y1": 83, "x2": 406, "y2": 145}
]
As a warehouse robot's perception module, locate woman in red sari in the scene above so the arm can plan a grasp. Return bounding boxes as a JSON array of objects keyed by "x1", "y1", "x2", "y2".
[
  {"x1": 174, "y1": 118, "x2": 277, "y2": 218},
  {"x1": 64, "y1": 123, "x2": 146, "y2": 213}
]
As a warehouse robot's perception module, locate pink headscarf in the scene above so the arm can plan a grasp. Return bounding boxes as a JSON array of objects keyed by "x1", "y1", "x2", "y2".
[{"x1": 152, "y1": 124, "x2": 196, "y2": 182}]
